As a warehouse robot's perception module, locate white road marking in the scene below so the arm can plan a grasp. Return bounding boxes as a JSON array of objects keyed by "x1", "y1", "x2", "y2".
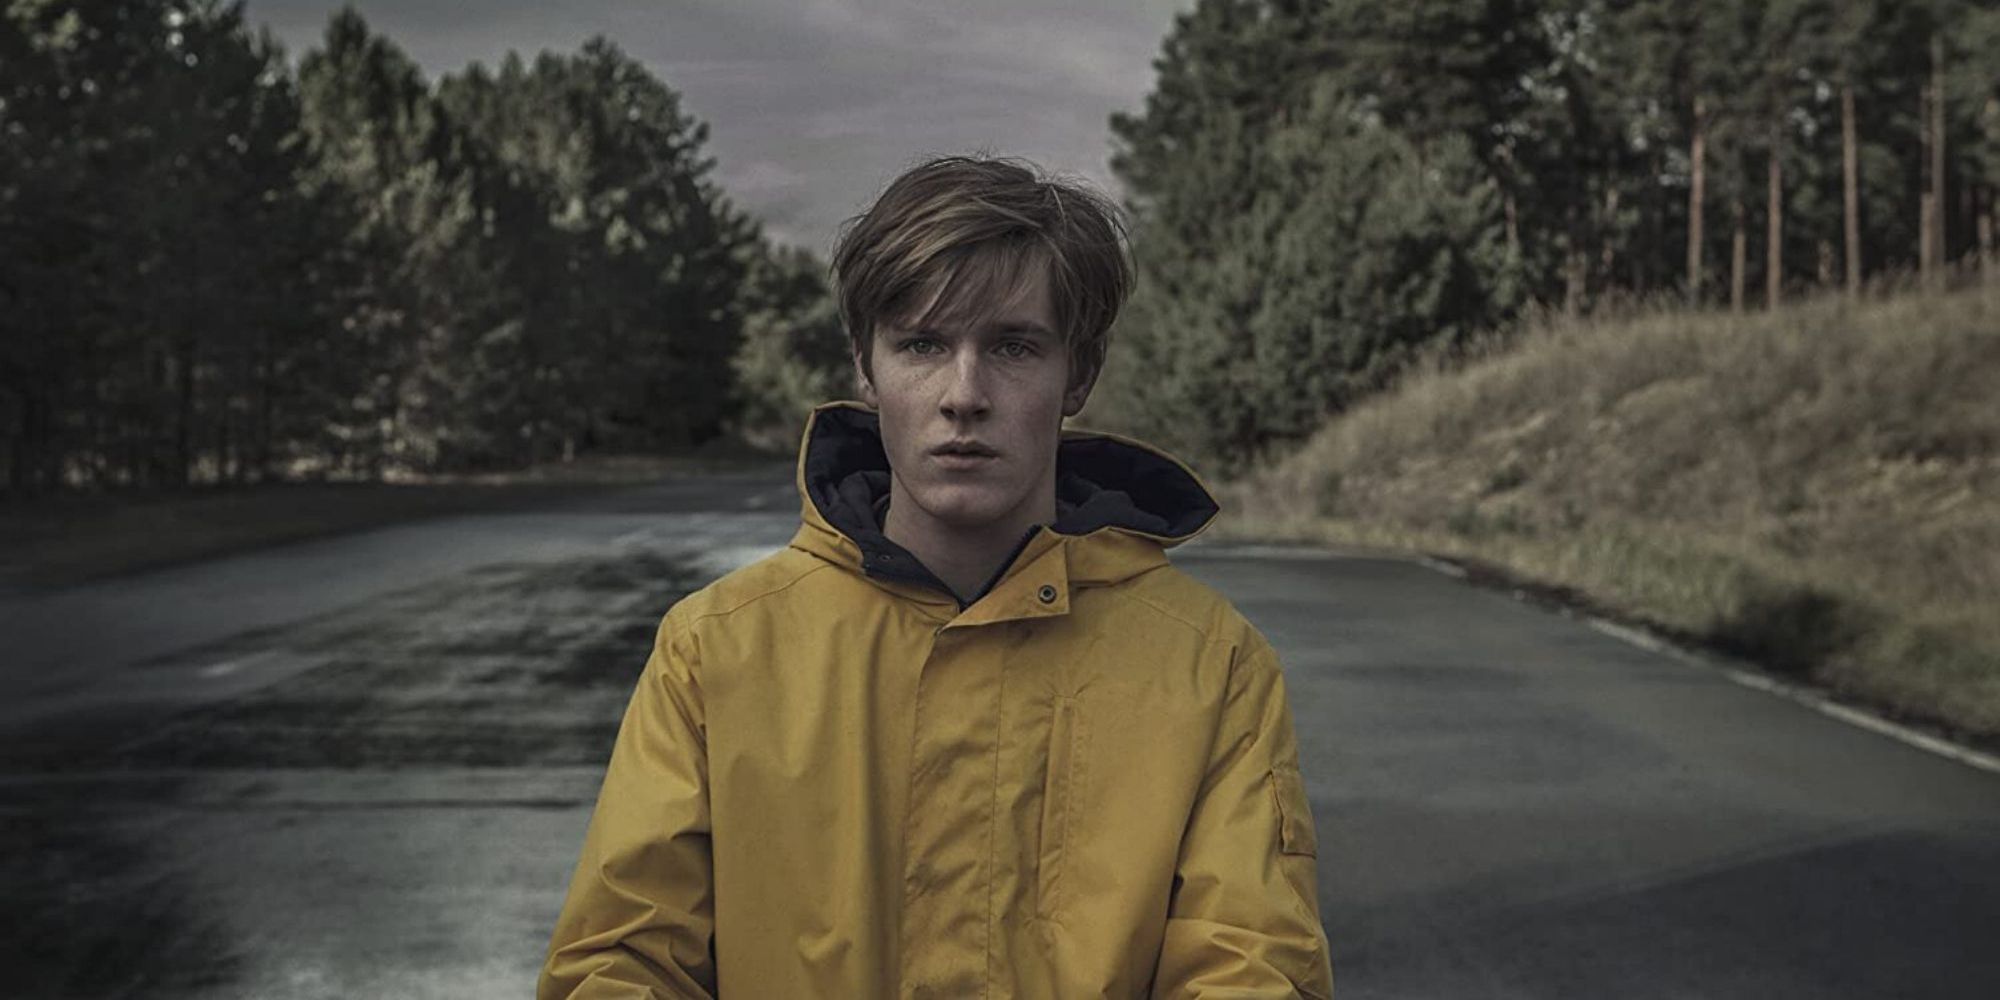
[
  {"x1": 1579, "y1": 615, "x2": 2000, "y2": 777},
  {"x1": 1175, "y1": 541, "x2": 1469, "y2": 582},
  {"x1": 1417, "y1": 555, "x2": 1469, "y2": 578},
  {"x1": 1206, "y1": 540, "x2": 2000, "y2": 777}
]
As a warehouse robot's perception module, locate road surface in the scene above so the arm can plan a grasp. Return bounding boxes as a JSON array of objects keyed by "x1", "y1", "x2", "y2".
[{"x1": 3, "y1": 468, "x2": 1996, "y2": 998}]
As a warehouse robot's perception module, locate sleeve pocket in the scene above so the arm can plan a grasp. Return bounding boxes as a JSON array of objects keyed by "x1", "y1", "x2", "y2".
[{"x1": 1268, "y1": 763, "x2": 1318, "y2": 858}]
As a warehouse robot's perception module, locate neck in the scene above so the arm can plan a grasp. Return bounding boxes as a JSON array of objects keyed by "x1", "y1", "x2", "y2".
[{"x1": 882, "y1": 467, "x2": 1057, "y2": 604}]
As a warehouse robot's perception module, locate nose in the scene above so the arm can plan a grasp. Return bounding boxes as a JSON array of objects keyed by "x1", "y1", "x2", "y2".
[{"x1": 938, "y1": 349, "x2": 991, "y2": 421}]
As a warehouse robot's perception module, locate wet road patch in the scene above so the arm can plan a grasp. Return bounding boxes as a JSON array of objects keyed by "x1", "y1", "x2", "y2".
[
  {"x1": 0, "y1": 806, "x2": 240, "y2": 998},
  {"x1": 44, "y1": 550, "x2": 699, "y2": 771}
]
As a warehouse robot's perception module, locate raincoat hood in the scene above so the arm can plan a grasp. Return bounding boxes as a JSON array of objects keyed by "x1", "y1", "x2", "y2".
[{"x1": 789, "y1": 399, "x2": 1221, "y2": 611}]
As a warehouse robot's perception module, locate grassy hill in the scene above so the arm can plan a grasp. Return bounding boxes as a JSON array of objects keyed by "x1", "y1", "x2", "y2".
[{"x1": 1216, "y1": 281, "x2": 2000, "y2": 747}]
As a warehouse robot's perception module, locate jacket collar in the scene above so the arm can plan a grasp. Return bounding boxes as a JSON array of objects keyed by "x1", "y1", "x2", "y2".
[{"x1": 787, "y1": 400, "x2": 1220, "y2": 621}]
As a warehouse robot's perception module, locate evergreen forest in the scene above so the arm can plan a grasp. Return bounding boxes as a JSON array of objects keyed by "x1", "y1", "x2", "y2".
[{"x1": 5, "y1": 0, "x2": 1998, "y2": 493}]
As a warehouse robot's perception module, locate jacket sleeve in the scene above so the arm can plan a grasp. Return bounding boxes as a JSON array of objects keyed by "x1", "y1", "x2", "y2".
[
  {"x1": 538, "y1": 608, "x2": 718, "y2": 1000},
  {"x1": 1152, "y1": 636, "x2": 1334, "y2": 999}
]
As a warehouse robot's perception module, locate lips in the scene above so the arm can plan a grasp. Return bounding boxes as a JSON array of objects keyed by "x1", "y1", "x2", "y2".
[
  {"x1": 931, "y1": 440, "x2": 999, "y2": 471},
  {"x1": 932, "y1": 451, "x2": 995, "y2": 472},
  {"x1": 931, "y1": 441, "x2": 999, "y2": 458}
]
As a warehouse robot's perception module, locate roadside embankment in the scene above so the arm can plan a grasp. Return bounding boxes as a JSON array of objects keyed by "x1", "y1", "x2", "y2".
[{"x1": 1217, "y1": 282, "x2": 2000, "y2": 748}]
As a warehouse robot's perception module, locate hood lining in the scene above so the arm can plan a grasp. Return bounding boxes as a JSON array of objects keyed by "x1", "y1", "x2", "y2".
[{"x1": 800, "y1": 405, "x2": 1218, "y2": 609}]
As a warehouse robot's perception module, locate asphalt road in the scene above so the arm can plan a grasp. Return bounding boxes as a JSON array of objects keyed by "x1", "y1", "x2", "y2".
[
  {"x1": 1176, "y1": 547, "x2": 2000, "y2": 998},
  {"x1": 0, "y1": 470, "x2": 799, "y2": 737},
  {"x1": 3, "y1": 471, "x2": 1997, "y2": 998}
]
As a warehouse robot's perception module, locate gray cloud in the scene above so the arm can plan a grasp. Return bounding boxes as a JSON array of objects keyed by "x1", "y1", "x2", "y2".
[{"x1": 248, "y1": 0, "x2": 1190, "y2": 254}]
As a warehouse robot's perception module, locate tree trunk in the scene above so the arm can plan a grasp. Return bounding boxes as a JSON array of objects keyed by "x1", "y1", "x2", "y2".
[
  {"x1": 174, "y1": 334, "x2": 196, "y2": 488},
  {"x1": 1842, "y1": 83, "x2": 1862, "y2": 297},
  {"x1": 1961, "y1": 162, "x2": 1977, "y2": 269},
  {"x1": 149, "y1": 345, "x2": 170, "y2": 488},
  {"x1": 1921, "y1": 191, "x2": 1938, "y2": 278},
  {"x1": 1731, "y1": 198, "x2": 1747, "y2": 313},
  {"x1": 1767, "y1": 123, "x2": 1783, "y2": 310},
  {"x1": 1600, "y1": 185, "x2": 1620, "y2": 280},
  {"x1": 1986, "y1": 98, "x2": 2000, "y2": 280},
  {"x1": 1979, "y1": 184, "x2": 1996, "y2": 280},
  {"x1": 8, "y1": 391, "x2": 38, "y2": 494},
  {"x1": 1920, "y1": 82, "x2": 1936, "y2": 279},
  {"x1": 1646, "y1": 148, "x2": 1666, "y2": 288},
  {"x1": 1930, "y1": 31, "x2": 1947, "y2": 280},
  {"x1": 1564, "y1": 203, "x2": 1586, "y2": 314},
  {"x1": 1688, "y1": 95, "x2": 1707, "y2": 303}
]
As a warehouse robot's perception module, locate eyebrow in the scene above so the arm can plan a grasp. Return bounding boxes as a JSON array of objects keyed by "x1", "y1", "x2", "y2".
[
  {"x1": 904, "y1": 318, "x2": 1057, "y2": 339},
  {"x1": 992, "y1": 321, "x2": 1056, "y2": 338}
]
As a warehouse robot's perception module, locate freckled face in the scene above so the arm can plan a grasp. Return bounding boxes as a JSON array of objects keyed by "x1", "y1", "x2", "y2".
[{"x1": 856, "y1": 265, "x2": 1090, "y2": 531}]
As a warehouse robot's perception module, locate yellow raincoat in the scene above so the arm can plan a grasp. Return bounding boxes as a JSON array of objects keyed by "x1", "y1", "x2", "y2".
[{"x1": 539, "y1": 400, "x2": 1333, "y2": 998}]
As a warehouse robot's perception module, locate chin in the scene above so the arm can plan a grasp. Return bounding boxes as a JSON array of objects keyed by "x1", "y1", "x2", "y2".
[{"x1": 912, "y1": 481, "x2": 1021, "y2": 529}]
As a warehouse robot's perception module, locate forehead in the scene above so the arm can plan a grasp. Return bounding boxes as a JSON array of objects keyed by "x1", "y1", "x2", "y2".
[{"x1": 885, "y1": 247, "x2": 1057, "y2": 337}]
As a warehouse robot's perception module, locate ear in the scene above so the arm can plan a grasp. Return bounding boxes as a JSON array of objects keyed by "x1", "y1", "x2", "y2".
[
  {"x1": 1060, "y1": 349, "x2": 1102, "y2": 418},
  {"x1": 852, "y1": 343, "x2": 879, "y2": 409}
]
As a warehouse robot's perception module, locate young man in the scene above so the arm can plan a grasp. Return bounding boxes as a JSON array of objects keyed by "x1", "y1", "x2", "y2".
[{"x1": 538, "y1": 155, "x2": 1334, "y2": 998}]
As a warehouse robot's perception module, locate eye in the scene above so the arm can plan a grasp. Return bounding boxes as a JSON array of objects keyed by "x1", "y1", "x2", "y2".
[
  {"x1": 997, "y1": 340, "x2": 1035, "y2": 359},
  {"x1": 898, "y1": 336, "x2": 943, "y2": 355}
]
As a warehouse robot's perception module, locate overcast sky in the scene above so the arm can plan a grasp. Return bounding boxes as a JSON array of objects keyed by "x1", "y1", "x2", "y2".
[{"x1": 246, "y1": 1, "x2": 1191, "y2": 254}]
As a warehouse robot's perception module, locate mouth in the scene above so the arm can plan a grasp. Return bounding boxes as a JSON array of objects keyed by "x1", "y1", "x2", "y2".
[{"x1": 930, "y1": 441, "x2": 1000, "y2": 469}]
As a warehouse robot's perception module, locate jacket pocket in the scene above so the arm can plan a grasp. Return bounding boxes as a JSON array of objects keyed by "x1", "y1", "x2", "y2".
[
  {"x1": 1268, "y1": 762, "x2": 1318, "y2": 858},
  {"x1": 1037, "y1": 695, "x2": 1084, "y2": 920},
  {"x1": 1267, "y1": 762, "x2": 1325, "y2": 935}
]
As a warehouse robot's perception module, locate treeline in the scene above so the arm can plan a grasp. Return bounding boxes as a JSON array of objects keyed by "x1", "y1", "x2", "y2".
[
  {"x1": 1102, "y1": 0, "x2": 2000, "y2": 472},
  {"x1": 16, "y1": 2, "x2": 2000, "y2": 496},
  {"x1": 1, "y1": 1, "x2": 836, "y2": 495}
]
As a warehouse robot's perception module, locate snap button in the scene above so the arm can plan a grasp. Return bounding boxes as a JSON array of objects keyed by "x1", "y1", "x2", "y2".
[{"x1": 1037, "y1": 584, "x2": 1057, "y2": 603}]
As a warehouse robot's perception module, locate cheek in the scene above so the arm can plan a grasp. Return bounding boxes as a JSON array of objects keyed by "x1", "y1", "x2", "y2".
[
  {"x1": 872, "y1": 383, "x2": 928, "y2": 461},
  {"x1": 876, "y1": 371, "x2": 927, "y2": 414},
  {"x1": 877, "y1": 359, "x2": 936, "y2": 394}
]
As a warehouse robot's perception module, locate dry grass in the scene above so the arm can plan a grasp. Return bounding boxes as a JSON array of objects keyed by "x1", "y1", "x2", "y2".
[{"x1": 1219, "y1": 281, "x2": 2000, "y2": 745}]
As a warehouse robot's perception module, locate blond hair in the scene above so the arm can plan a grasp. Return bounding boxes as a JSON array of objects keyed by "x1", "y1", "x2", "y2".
[{"x1": 831, "y1": 154, "x2": 1134, "y2": 394}]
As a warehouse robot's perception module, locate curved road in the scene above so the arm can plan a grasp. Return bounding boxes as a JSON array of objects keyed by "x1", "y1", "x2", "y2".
[{"x1": 2, "y1": 470, "x2": 1996, "y2": 998}]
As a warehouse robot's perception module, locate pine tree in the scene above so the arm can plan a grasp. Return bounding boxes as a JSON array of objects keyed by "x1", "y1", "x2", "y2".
[
  {"x1": 728, "y1": 240, "x2": 846, "y2": 447},
  {"x1": 441, "y1": 39, "x2": 757, "y2": 456},
  {"x1": 298, "y1": 5, "x2": 484, "y2": 472}
]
